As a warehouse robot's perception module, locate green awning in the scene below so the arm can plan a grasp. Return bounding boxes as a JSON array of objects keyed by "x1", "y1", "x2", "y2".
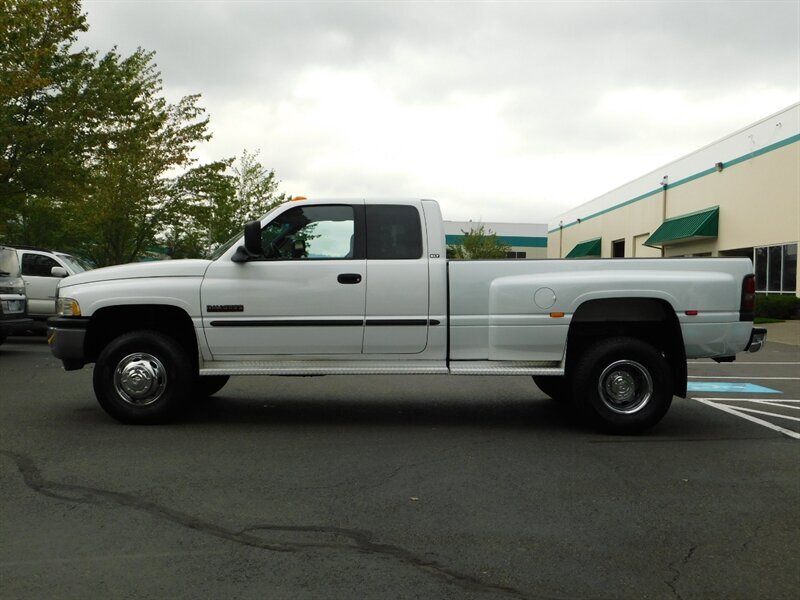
[
  {"x1": 645, "y1": 206, "x2": 719, "y2": 248},
  {"x1": 565, "y1": 238, "x2": 601, "y2": 258}
]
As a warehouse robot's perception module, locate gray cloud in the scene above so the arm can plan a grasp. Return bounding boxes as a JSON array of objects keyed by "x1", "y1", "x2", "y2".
[
  {"x1": 79, "y1": 0, "x2": 799, "y2": 222},
  {"x1": 83, "y1": 2, "x2": 797, "y2": 96}
]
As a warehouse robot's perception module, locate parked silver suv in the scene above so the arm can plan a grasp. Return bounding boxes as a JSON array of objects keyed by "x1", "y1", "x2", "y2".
[
  {"x1": 0, "y1": 246, "x2": 33, "y2": 345},
  {"x1": 14, "y1": 247, "x2": 93, "y2": 323}
]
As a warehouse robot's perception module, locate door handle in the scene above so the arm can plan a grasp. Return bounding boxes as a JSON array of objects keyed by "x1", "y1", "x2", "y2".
[{"x1": 337, "y1": 273, "x2": 362, "y2": 284}]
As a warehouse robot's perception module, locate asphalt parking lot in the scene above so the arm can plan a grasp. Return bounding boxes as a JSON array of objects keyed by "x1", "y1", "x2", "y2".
[{"x1": 1, "y1": 329, "x2": 798, "y2": 600}]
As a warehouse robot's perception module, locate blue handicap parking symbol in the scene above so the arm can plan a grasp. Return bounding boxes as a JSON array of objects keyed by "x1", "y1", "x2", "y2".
[{"x1": 687, "y1": 382, "x2": 781, "y2": 394}]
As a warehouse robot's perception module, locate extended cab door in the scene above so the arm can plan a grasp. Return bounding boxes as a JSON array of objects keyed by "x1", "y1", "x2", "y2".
[
  {"x1": 362, "y1": 204, "x2": 429, "y2": 354},
  {"x1": 201, "y1": 203, "x2": 367, "y2": 356}
]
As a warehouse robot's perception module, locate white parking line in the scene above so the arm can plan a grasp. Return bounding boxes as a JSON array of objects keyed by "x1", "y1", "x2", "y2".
[
  {"x1": 688, "y1": 376, "x2": 800, "y2": 380},
  {"x1": 690, "y1": 362, "x2": 800, "y2": 365},
  {"x1": 693, "y1": 398, "x2": 800, "y2": 440},
  {"x1": 755, "y1": 401, "x2": 800, "y2": 410},
  {"x1": 696, "y1": 398, "x2": 800, "y2": 403},
  {"x1": 727, "y1": 406, "x2": 800, "y2": 422}
]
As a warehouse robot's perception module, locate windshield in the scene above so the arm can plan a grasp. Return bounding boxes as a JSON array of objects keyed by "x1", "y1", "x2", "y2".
[
  {"x1": 209, "y1": 204, "x2": 289, "y2": 260},
  {"x1": 57, "y1": 253, "x2": 93, "y2": 274},
  {"x1": 208, "y1": 231, "x2": 243, "y2": 260},
  {"x1": 0, "y1": 247, "x2": 20, "y2": 276}
]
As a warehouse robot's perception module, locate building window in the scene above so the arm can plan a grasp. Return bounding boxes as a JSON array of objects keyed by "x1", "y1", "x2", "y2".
[
  {"x1": 784, "y1": 244, "x2": 797, "y2": 292},
  {"x1": 612, "y1": 239, "x2": 625, "y2": 258},
  {"x1": 506, "y1": 251, "x2": 527, "y2": 259},
  {"x1": 754, "y1": 243, "x2": 798, "y2": 293}
]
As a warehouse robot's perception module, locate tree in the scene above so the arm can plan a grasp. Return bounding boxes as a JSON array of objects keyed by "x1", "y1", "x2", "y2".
[
  {"x1": 1, "y1": 1, "x2": 289, "y2": 265},
  {"x1": 160, "y1": 149, "x2": 288, "y2": 259},
  {"x1": 160, "y1": 160, "x2": 235, "y2": 259},
  {"x1": 208, "y1": 149, "x2": 288, "y2": 251},
  {"x1": 447, "y1": 224, "x2": 511, "y2": 259},
  {"x1": 0, "y1": 0, "x2": 92, "y2": 245},
  {"x1": 71, "y1": 48, "x2": 215, "y2": 266},
  {"x1": 1, "y1": 0, "x2": 261, "y2": 266}
]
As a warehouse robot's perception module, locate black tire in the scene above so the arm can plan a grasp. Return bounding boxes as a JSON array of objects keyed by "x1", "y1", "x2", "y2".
[
  {"x1": 572, "y1": 337, "x2": 673, "y2": 434},
  {"x1": 92, "y1": 330, "x2": 192, "y2": 424},
  {"x1": 532, "y1": 375, "x2": 572, "y2": 402},
  {"x1": 195, "y1": 375, "x2": 229, "y2": 397}
]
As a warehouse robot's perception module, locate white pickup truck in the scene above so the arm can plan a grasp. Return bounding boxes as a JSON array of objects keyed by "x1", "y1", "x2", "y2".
[{"x1": 48, "y1": 198, "x2": 765, "y2": 433}]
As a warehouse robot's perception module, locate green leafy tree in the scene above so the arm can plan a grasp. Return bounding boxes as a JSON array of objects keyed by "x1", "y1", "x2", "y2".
[
  {"x1": 161, "y1": 149, "x2": 288, "y2": 259},
  {"x1": 160, "y1": 159, "x2": 235, "y2": 259},
  {"x1": 214, "y1": 148, "x2": 287, "y2": 247},
  {"x1": 447, "y1": 224, "x2": 511, "y2": 259},
  {"x1": 71, "y1": 48, "x2": 215, "y2": 266},
  {"x1": 0, "y1": 0, "x2": 91, "y2": 246},
  {"x1": 1, "y1": 0, "x2": 252, "y2": 266}
]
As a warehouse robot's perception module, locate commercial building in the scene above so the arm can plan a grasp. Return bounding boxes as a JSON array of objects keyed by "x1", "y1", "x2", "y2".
[
  {"x1": 444, "y1": 221, "x2": 548, "y2": 259},
  {"x1": 548, "y1": 103, "x2": 799, "y2": 296}
]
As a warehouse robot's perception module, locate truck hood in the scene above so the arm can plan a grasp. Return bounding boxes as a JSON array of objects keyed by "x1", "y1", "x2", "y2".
[{"x1": 59, "y1": 259, "x2": 212, "y2": 289}]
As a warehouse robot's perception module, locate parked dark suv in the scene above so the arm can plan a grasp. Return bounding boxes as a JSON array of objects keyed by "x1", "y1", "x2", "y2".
[{"x1": 0, "y1": 245, "x2": 33, "y2": 345}]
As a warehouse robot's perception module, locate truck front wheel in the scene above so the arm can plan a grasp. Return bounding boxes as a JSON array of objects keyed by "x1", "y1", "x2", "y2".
[
  {"x1": 572, "y1": 337, "x2": 673, "y2": 434},
  {"x1": 93, "y1": 330, "x2": 192, "y2": 424}
]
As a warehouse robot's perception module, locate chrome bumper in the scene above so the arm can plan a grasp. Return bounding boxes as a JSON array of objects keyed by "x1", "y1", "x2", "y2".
[{"x1": 746, "y1": 327, "x2": 767, "y2": 353}]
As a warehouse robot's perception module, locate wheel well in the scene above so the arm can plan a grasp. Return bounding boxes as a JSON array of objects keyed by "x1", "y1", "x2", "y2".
[
  {"x1": 85, "y1": 305, "x2": 198, "y2": 368},
  {"x1": 567, "y1": 298, "x2": 687, "y2": 397}
]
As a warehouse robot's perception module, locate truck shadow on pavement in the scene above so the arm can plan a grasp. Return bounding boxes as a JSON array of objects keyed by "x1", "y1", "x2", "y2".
[{"x1": 182, "y1": 393, "x2": 587, "y2": 434}]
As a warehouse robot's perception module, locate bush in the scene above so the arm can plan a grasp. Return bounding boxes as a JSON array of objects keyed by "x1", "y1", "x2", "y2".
[{"x1": 755, "y1": 294, "x2": 800, "y2": 320}]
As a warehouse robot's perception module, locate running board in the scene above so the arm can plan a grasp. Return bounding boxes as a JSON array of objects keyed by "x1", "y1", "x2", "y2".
[
  {"x1": 449, "y1": 361, "x2": 564, "y2": 376},
  {"x1": 200, "y1": 360, "x2": 563, "y2": 377},
  {"x1": 200, "y1": 360, "x2": 449, "y2": 376}
]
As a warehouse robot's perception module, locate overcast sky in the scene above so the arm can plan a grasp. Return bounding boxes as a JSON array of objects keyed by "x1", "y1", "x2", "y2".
[{"x1": 79, "y1": 0, "x2": 800, "y2": 223}]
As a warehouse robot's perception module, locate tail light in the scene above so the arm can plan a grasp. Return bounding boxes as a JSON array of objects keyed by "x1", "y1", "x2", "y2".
[{"x1": 740, "y1": 274, "x2": 755, "y2": 321}]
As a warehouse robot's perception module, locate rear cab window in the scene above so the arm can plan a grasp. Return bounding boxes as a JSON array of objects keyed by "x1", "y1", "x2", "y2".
[{"x1": 366, "y1": 205, "x2": 423, "y2": 260}]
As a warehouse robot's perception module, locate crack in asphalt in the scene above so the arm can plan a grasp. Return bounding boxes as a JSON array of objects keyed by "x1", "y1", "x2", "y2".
[
  {"x1": 665, "y1": 544, "x2": 698, "y2": 600},
  {"x1": 741, "y1": 525, "x2": 762, "y2": 553},
  {"x1": 1, "y1": 449, "x2": 553, "y2": 600}
]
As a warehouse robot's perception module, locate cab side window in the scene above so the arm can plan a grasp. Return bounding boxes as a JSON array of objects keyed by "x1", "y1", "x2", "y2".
[
  {"x1": 21, "y1": 254, "x2": 60, "y2": 277},
  {"x1": 261, "y1": 205, "x2": 355, "y2": 260},
  {"x1": 366, "y1": 205, "x2": 423, "y2": 260}
]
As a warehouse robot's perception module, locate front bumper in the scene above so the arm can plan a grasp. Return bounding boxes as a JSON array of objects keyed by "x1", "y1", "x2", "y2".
[
  {"x1": 0, "y1": 316, "x2": 34, "y2": 334},
  {"x1": 47, "y1": 317, "x2": 90, "y2": 370},
  {"x1": 745, "y1": 327, "x2": 767, "y2": 353}
]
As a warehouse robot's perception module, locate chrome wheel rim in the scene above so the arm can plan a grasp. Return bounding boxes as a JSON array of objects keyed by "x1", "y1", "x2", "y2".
[
  {"x1": 113, "y1": 353, "x2": 167, "y2": 406},
  {"x1": 597, "y1": 360, "x2": 653, "y2": 415}
]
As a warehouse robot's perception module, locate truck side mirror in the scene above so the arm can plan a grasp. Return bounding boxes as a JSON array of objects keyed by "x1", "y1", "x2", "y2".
[
  {"x1": 231, "y1": 220, "x2": 263, "y2": 263},
  {"x1": 51, "y1": 266, "x2": 68, "y2": 278}
]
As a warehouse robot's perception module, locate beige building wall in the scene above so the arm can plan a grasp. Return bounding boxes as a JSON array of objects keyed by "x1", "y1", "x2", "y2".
[
  {"x1": 551, "y1": 191, "x2": 664, "y2": 259},
  {"x1": 632, "y1": 233, "x2": 660, "y2": 258},
  {"x1": 549, "y1": 103, "x2": 799, "y2": 294},
  {"x1": 664, "y1": 143, "x2": 800, "y2": 254}
]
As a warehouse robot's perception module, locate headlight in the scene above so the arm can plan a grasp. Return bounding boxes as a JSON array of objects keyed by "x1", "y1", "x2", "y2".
[{"x1": 57, "y1": 297, "x2": 82, "y2": 316}]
